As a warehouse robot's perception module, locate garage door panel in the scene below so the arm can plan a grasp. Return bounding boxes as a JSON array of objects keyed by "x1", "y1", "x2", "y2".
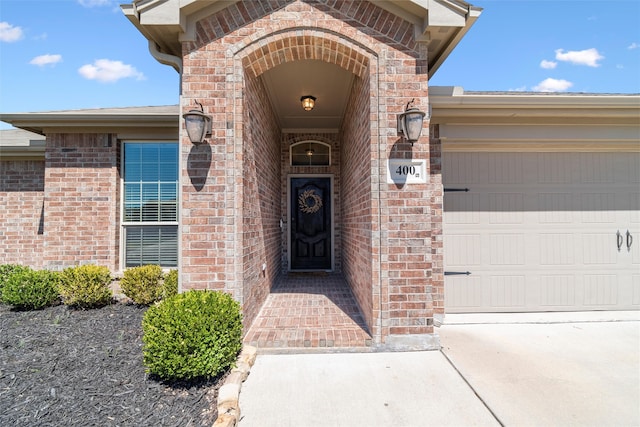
[
  {"x1": 583, "y1": 275, "x2": 618, "y2": 306},
  {"x1": 490, "y1": 275, "x2": 526, "y2": 308},
  {"x1": 630, "y1": 193, "x2": 639, "y2": 223},
  {"x1": 630, "y1": 227, "x2": 639, "y2": 265},
  {"x1": 444, "y1": 151, "x2": 640, "y2": 313},
  {"x1": 443, "y1": 193, "x2": 480, "y2": 223},
  {"x1": 538, "y1": 153, "x2": 579, "y2": 184},
  {"x1": 488, "y1": 153, "x2": 525, "y2": 184},
  {"x1": 581, "y1": 153, "x2": 616, "y2": 184},
  {"x1": 539, "y1": 275, "x2": 577, "y2": 307},
  {"x1": 628, "y1": 155, "x2": 640, "y2": 183},
  {"x1": 580, "y1": 193, "x2": 617, "y2": 223},
  {"x1": 490, "y1": 234, "x2": 525, "y2": 265},
  {"x1": 539, "y1": 233, "x2": 575, "y2": 265},
  {"x1": 489, "y1": 193, "x2": 524, "y2": 223},
  {"x1": 443, "y1": 152, "x2": 481, "y2": 184},
  {"x1": 538, "y1": 193, "x2": 574, "y2": 223},
  {"x1": 633, "y1": 275, "x2": 640, "y2": 305},
  {"x1": 447, "y1": 276, "x2": 482, "y2": 308},
  {"x1": 444, "y1": 234, "x2": 482, "y2": 266}
]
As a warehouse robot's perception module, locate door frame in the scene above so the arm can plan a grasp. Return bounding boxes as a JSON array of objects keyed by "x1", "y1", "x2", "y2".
[{"x1": 287, "y1": 174, "x2": 335, "y2": 272}]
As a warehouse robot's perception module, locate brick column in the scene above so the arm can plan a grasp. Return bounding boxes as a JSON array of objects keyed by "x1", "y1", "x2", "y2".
[{"x1": 377, "y1": 44, "x2": 439, "y2": 350}]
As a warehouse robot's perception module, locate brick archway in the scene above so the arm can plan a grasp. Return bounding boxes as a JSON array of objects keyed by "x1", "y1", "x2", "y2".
[{"x1": 239, "y1": 28, "x2": 373, "y2": 80}]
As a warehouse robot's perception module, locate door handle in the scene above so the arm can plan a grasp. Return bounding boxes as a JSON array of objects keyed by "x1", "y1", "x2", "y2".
[
  {"x1": 627, "y1": 230, "x2": 633, "y2": 251},
  {"x1": 617, "y1": 230, "x2": 623, "y2": 251}
]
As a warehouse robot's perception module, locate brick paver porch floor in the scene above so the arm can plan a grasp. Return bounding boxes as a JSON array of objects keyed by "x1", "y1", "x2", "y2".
[{"x1": 243, "y1": 272, "x2": 372, "y2": 351}]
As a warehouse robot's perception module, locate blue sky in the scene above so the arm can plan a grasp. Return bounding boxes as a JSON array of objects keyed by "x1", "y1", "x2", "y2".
[{"x1": 1, "y1": 0, "x2": 639, "y2": 130}]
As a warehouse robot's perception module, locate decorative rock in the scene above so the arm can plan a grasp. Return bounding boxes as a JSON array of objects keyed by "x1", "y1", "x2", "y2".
[
  {"x1": 217, "y1": 400, "x2": 240, "y2": 419},
  {"x1": 212, "y1": 413, "x2": 237, "y2": 427},
  {"x1": 239, "y1": 345, "x2": 257, "y2": 366},
  {"x1": 231, "y1": 361, "x2": 251, "y2": 381},
  {"x1": 217, "y1": 383, "x2": 241, "y2": 406},
  {"x1": 211, "y1": 345, "x2": 258, "y2": 426},
  {"x1": 224, "y1": 371, "x2": 245, "y2": 387}
]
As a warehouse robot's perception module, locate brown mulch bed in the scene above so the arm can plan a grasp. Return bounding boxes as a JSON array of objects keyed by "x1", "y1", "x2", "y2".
[{"x1": 0, "y1": 302, "x2": 224, "y2": 426}]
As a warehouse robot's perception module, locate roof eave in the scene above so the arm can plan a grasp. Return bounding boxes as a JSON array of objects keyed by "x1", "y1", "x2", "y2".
[
  {"x1": 428, "y1": 6, "x2": 482, "y2": 78},
  {"x1": 0, "y1": 113, "x2": 179, "y2": 135},
  {"x1": 429, "y1": 86, "x2": 640, "y2": 125}
]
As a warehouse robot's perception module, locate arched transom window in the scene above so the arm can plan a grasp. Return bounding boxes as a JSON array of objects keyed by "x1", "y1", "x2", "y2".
[{"x1": 290, "y1": 141, "x2": 331, "y2": 166}]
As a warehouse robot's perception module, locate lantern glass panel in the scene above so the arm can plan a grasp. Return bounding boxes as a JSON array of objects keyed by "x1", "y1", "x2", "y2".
[
  {"x1": 185, "y1": 115, "x2": 206, "y2": 143},
  {"x1": 404, "y1": 111, "x2": 424, "y2": 141}
]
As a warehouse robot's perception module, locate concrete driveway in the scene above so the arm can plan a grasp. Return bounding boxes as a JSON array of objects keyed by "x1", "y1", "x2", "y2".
[
  {"x1": 238, "y1": 312, "x2": 639, "y2": 427},
  {"x1": 439, "y1": 311, "x2": 640, "y2": 427}
]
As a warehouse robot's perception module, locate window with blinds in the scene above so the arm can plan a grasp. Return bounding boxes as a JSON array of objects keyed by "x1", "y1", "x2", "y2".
[{"x1": 122, "y1": 142, "x2": 178, "y2": 267}]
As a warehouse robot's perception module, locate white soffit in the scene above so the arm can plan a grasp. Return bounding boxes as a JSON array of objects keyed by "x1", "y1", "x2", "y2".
[{"x1": 122, "y1": 0, "x2": 481, "y2": 78}]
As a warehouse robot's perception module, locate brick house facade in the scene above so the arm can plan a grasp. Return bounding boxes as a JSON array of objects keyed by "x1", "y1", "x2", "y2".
[
  {"x1": 175, "y1": 1, "x2": 444, "y2": 347},
  {"x1": 2, "y1": 1, "x2": 638, "y2": 350}
]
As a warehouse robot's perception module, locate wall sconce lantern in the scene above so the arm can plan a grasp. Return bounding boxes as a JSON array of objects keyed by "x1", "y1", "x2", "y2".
[
  {"x1": 182, "y1": 100, "x2": 212, "y2": 144},
  {"x1": 301, "y1": 95, "x2": 316, "y2": 111},
  {"x1": 397, "y1": 99, "x2": 427, "y2": 145}
]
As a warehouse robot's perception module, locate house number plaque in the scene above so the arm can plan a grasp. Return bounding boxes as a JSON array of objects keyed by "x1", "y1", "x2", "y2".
[{"x1": 387, "y1": 159, "x2": 427, "y2": 184}]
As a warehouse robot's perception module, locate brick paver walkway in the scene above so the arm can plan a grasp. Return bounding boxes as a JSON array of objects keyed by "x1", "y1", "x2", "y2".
[{"x1": 243, "y1": 272, "x2": 372, "y2": 350}]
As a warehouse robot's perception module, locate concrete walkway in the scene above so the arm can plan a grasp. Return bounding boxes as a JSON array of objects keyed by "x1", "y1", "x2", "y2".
[
  {"x1": 238, "y1": 312, "x2": 640, "y2": 427},
  {"x1": 440, "y1": 312, "x2": 640, "y2": 427}
]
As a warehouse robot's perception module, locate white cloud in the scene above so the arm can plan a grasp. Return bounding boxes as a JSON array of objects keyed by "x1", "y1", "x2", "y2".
[
  {"x1": 540, "y1": 60, "x2": 557, "y2": 69},
  {"x1": 0, "y1": 22, "x2": 24, "y2": 42},
  {"x1": 628, "y1": 42, "x2": 639, "y2": 50},
  {"x1": 532, "y1": 78, "x2": 573, "y2": 93},
  {"x1": 77, "y1": 0, "x2": 112, "y2": 6},
  {"x1": 30, "y1": 54, "x2": 62, "y2": 67},
  {"x1": 78, "y1": 59, "x2": 145, "y2": 83},
  {"x1": 555, "y1": 48, "x2": 604, "y2": 67}
]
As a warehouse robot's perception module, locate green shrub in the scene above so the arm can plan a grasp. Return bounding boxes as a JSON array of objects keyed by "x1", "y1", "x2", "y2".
[
  {"x1": 2, "y1": 269, "x2": 60, "y2": 310},
  {"x1": 0, "y1": 264, "x2": 31, "y2": 303},
  {"x1": 59, "y1": 265, "x2": 113, "y2": 309},
  {"x1": 120, "y1": 265, "x2": 164, "y2": 305},
  {"x1": 142, "y1": 290, "x2": 243, "y2": 381},
  {"x1": 163, "y1": 269, "x2": 178, "y2": 299}
]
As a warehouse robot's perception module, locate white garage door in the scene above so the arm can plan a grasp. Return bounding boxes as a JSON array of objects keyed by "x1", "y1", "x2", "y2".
[{"x1": 443, "y1": 152, "x2": 640, "y2": 313}]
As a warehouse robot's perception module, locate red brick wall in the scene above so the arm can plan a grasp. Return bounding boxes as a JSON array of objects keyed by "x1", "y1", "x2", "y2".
[
  {"x1": 182, "y1": 0, "x2": 441, "y2": 344},
  {"x1": 0, "y1": 160, "x2": 45, "y2": 268},
  {"x1": 43, "y1": 133, "x2": 119, "y2": 271},
  {"x1": 241, "y1": 72, "x2": 282, "y2": 328},
  {"x1": 378, "y1": 44, "x2": 434, "y2": 339},
  {"x1": 340, "y1": 73, "x2": 375, "y2": 333}
]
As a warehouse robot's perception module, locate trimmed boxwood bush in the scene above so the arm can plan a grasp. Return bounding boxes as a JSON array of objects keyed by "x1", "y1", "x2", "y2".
[
  {"x1": 142, "y1": 290, "x2": 243, "y2": 381},
  {"x1": 120, "y1": 265, "x2": 164, "y2": 305},
  {"x1": 2, "y1": 268, "x2": 60, "y2": 310},
  {"x1": 59, "y1": 265, "x2": 113, "y2": 309},
  {"x1": 0, "y1": 264, "x2": 31, "y2": 303},
  {"x1": 163, "y1": 269, "x2": 178, "y2": 299}
]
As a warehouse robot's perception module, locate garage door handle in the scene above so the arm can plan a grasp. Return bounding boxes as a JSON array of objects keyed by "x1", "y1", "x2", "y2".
[
  {"x1": 445, "y1": 271, "x2": 471, "y2": 276},
  {"x1": 627, "y1": 230, "x2": 633, "y2": 251},
  {"x1": 617, "y1": 230, "x2": 623, "y2": 251}
]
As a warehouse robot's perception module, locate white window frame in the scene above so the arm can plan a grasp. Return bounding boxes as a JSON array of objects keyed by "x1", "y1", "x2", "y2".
[
  {"x1": 120, "y1": 140, "x2": 179, "y2": 269},
  {"x1": 290, "y1": 140, "x2": 331, "y2": 166}
]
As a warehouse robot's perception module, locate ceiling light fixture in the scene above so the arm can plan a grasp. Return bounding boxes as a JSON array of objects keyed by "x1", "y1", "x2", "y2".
[{"x1": 301, "y1": 95, "x2": 316, "y2": 111}]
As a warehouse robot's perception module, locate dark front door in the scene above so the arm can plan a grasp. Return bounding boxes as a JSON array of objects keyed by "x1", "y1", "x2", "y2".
[{"x1": 290, "y1": 177, "x2": 332, "y2": 270}]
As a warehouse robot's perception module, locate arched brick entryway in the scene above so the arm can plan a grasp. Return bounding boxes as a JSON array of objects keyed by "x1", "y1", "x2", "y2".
[
  {"x1": 235, "y1": 29, "x2": 381, "y2": 347},
  {"x1": 180, "y1": 0, "x2": 439, "y2": 350}
]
